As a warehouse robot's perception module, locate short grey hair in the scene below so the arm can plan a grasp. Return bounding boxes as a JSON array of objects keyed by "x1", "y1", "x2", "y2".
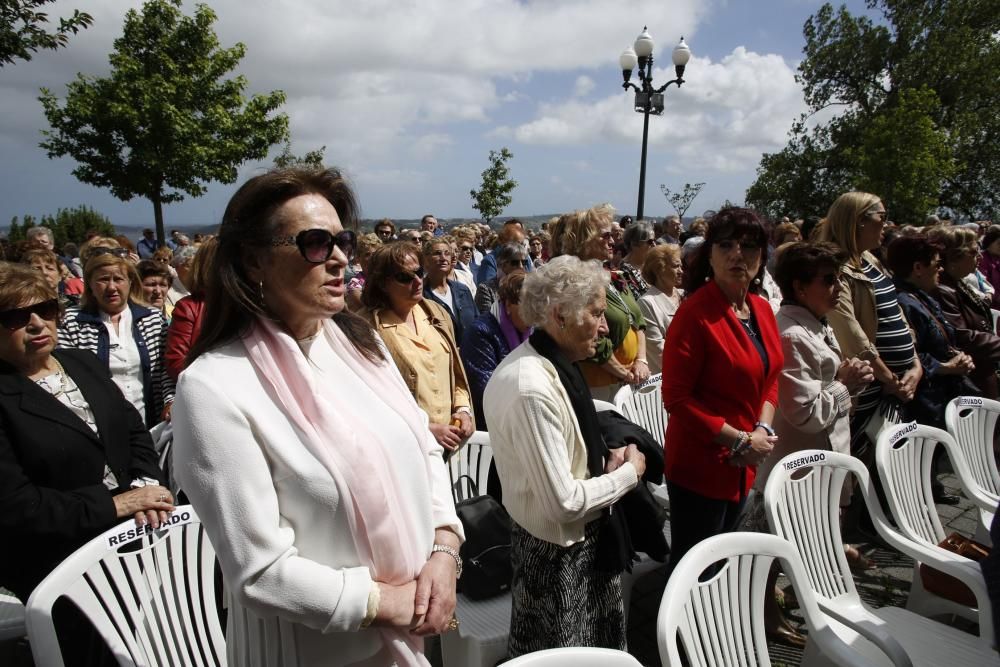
[
  {"x1": 495, "y1": 241, "x2": 527, "y2": 265},
  {"x1": 171, "y1": 245, "x2": 197, "y2": 268},
  {"x1": 622, "y1": 221, "x2": 654, "y2": 252},
  {"x1": 27, "y1": 227, "x2": 54, "y2": 244},
  {"x1": 519, "y1": 255, "x2": 607, "y2": 328}
]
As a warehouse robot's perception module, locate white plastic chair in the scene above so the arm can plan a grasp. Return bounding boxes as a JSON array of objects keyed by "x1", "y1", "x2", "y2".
[
  {"x1": 876, "y1": 421, "x2": 998, "y2": 634},
  {"x1": 442, "y1": 432, "x2": 511, "y2": 667},
  {"x1": 25, "y1": 505, "x2": 225, "y2": 667},
  {"x1": 656, "y1": 532, "x2": 877, "y2": 667},
  {"x1": 613, "y1": 373, "x2": 670, "y2": 508},
  {"x1": 945, "y1": 396, "x2": 1000, "y2": 544},
  {"x1": 592, "y1": 399, "x2": 617, "y2": 413},
  {"x1": 0, "y1": 591, "x2": 25, "y2": 641},
  {"x1": 765, "y1": 448, "x2": 998, "y2": 665},
  {"x1": 502, "y1": 646, "x2": 642, "y2": 665}
]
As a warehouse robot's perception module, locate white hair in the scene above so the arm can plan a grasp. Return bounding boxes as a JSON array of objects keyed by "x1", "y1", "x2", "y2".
[{"x1": 519, "y1": 255, "x2": 607, "y2": 328}]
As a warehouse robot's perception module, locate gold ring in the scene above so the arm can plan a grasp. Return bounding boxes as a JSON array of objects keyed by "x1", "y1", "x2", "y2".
[{"x1": 446, "y1": 617, "x2": 459, "y2": 632}]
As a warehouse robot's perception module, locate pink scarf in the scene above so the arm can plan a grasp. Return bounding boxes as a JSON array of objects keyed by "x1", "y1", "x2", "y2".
[{"x1": 243, "y1": 317, "x2": 434, "y2": 666}]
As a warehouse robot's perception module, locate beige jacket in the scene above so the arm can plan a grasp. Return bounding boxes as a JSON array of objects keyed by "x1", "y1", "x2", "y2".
[
  {"x1": 827, "y1": 251, "x2": 884, "y2": 360},
  {"x1": 362, "y1": 299, "x2": 473, "y2": 427}
]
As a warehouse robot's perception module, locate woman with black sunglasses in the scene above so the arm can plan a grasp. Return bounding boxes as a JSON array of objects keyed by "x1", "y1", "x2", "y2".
[
  {"x1": 0, "y1": 262, "x2": 171, "y2": 664},
  {"x1": 172, "y1": 168, "x2": 464, "y2": 666},
  {"x1": 360, "y1": 242, "x2": 475, "y2": 453}
]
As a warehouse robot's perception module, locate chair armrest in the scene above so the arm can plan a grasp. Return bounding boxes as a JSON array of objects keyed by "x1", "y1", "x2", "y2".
[
  {"x1": 817, "y1": 599, "x2": 913, "y2": 667},
  {"x1": 872, "y1": 522, "x2": 994, "y2": 645},
  {"x1": 963, "y1": 485, "x2": 1000, "y2": 516}
]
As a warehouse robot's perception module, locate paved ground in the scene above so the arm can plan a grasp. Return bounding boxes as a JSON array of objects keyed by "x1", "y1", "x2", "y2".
[{"x1": 626, "y1": 471, "x2": 985, "y2": 666}]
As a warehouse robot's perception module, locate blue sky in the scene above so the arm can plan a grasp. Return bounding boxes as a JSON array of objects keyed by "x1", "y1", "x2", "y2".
[{"x1": 0, "y1": 0, "x2": 875, "y2": 230}]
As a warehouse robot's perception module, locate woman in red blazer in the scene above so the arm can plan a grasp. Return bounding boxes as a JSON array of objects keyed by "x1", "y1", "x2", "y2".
[
  {"x1": 164, "y1": 238, "x2": 216, "y2": 380},
  {"x1": 662, "y1": 208, "x2": 782, "y2": 572}
]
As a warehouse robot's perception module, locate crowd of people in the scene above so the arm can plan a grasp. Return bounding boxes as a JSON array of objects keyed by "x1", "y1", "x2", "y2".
[{"x1": 1, "y1": 166, "x2": 998, "y2": 665}]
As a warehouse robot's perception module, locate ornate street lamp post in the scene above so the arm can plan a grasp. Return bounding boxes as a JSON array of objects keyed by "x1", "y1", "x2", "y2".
[{"x1": 619, "y1": 28, "x2": 691, "y2": 220}]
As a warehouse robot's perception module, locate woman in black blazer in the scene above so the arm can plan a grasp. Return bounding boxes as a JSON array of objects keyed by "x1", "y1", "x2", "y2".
[{"x1": 0, "y1": 263, "x2": 173, "y2": 605}]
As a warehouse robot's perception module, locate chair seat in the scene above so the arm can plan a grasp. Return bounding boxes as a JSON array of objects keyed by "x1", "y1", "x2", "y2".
[
  {"x1": 0, "y1": 593, "x2": 26, "y2": 641},
  {"x1": 818, "y1": 605, "x2": 999, "y2": 667}
]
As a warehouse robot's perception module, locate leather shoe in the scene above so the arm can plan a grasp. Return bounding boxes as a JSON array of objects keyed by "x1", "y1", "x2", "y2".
[
  {"x1": 766, "y1": 624, "x2": 807, "y2": 649},
  {"x1": 933, "y1": 490, "x2": 961, "y2": 506}
]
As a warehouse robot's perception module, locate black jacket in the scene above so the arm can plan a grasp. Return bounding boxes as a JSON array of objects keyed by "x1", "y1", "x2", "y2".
[{"x1": 0, "y1": 348, "x2": 164, "y2": 601}]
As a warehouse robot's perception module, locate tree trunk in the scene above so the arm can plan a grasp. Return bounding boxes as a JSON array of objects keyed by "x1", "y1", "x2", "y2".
[{"x1": 152, "y1": 196, "x2": 165, "y2": 247}]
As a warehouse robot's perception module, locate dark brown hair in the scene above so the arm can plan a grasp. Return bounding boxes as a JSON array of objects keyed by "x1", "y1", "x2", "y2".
[
  {"x1": 187, "y1": 166, "x2": 383, "y2": 365},
  {"x1": 684, "y1": 207, "x2": 770, "y2": 294},
  {"x1": 361, "y1": 242, "x2": 421, "y2": 310},
  {"x1": 885, "y1": 235, "x2": 943, "y2": 281},
  {"x1": 497, "y1": 269, "x2": 526, "y2": 304},
  {"x1": 136, "y1": 259, "x2": 172, "y2": 283},
  {"x1": 0, "y1": 261, "x2": 56, "y2": 312},
  {"x1": 773, "y1": 242, "x2": 848, "y2": 301}
]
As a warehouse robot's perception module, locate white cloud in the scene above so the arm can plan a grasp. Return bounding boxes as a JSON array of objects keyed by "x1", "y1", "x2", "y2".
[
  {"x1": 573, "y1": 75, "x2": 595, "y2": 97},
  {"x1": 410, "y1": 133, "x2": 455, "y2": 159},
  {"x1": 507, "y1": 47, "x2": 807, "y2": 173}
]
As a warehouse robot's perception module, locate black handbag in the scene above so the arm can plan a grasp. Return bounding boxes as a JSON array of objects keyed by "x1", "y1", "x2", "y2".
[{"x1": 454, "y1": 476, "x2": 513, "y2": 600}]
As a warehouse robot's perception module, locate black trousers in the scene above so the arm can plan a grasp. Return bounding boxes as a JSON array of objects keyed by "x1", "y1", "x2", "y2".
[{"x1": 666, "y1": 480, "x2": 746, "y2": 580}]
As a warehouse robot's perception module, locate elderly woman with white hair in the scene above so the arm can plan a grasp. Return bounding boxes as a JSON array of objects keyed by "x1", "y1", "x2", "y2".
[
  {"x1": 484, "y1": 255, "x2": 647, "y2": 658},
  {"x1": 167, "y1": 245, "x2": 197, "y2": 309}
]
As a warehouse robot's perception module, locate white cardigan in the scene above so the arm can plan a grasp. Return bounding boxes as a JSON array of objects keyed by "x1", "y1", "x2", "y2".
[
  {"x1": 483, "y1": 341, "x2": 638, "y2": 546},
  {"x1": 172, "y1": 337, "x2": 461, "y2": 667}
]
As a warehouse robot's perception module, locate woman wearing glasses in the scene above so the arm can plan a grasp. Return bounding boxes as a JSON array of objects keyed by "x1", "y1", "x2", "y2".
[
  {"x1": 617, "y1": 221, "x2": 656, "y2": 299},
  {"x1": 172, "y1": 168, "x2": 464, "y2": 666},
  {"x1": 927, "y1": 225, "x2": 1000, "y2": 400},
  {"x1": 818, "y1": 192, "x2": 921, "y2": 454},
  {"x1": 421, "y1": 238, "x2": 478, "y2": 343},
  {"x1": 0, "y1": 263, "x2": 171, "y2": 662},
  {"x1": 58, "y1": 253, "x2": 174, "y2": 428},
  {"x1": 361, "y1": 242, "x2": 475, "y2": 453},
  {"x1": 550, "y1": 204, "x2": 649, "y2": 401},
  {"x1": 662, "y1": 208, "x2": 781, "y2": 578}
]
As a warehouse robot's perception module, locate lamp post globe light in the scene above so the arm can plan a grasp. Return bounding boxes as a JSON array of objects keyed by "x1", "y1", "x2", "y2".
[{"x1": 619, "y1": 27, "x2": 691, "y2": 220}]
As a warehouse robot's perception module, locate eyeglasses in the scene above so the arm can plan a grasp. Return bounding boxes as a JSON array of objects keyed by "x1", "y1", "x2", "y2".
[
  {"x1": 0, "y1": 299, "x2": 60, "y2": 330},
  {"x1": 644, "y1": 238, "x2": 657, "y2": 247},
  {"x1": 375, "y1": 228, "x2": 393, "y2": 237},
  {"x1": 459, "y1": 245, "x2": 474, "y2": 252},
  {"x1": 716, "y1": 239, "x2": 761, "y2": 252},
  {"x1": 87, "y1": 246, "x2": 129, "y2": 259},
  {"x1": 599, "y1": 231, "x2": 614, "y2": 241},
  {"x1": 392, "y1": 266, "x2": 425, "y2": 284},
  {"x1": 271, "y1": 229, "x2": 353, "y2": 264},
  {"x1": 864, "y1": 209, "x2": 888, "y2": 222}
]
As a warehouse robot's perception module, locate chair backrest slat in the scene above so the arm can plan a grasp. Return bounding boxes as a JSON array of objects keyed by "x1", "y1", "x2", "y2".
[
  {"x1": 26, "y1": 506, "x2": 225, "y2": 667},
  {"x1": 877, "y1": 426, "x2": 947, "y2": 546},
  {"x1": 946, "y1": 397, "x2": 1000, "y2": 498},
  {"x1": 613, "y1": 374, "x2": 667, "y2": 446}
]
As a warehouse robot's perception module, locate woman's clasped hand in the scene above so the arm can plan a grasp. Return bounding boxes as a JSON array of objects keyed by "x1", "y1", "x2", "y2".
[{"x1": 113, "y1": 484, "x2": 175, "y2": 529}]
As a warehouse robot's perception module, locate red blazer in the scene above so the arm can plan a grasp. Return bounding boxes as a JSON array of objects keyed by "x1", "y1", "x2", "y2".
[
  {"x1": 165, "y1": 295, "x2": 205, "y2": 381},
  {"x1": 662, "y1": 280, "x2": 782, "y2": 501}
]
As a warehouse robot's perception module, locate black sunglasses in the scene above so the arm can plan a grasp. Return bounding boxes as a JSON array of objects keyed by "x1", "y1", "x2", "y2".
[
  {"x1": 392, "y1": 267, "x2": 425, "y2": 285},
  {"x1": 0, "y1": 299, "x2": 61, "y2": 330},
  {"x1": 271, "y1": 229, "x2": 353, "y2": 264},
  {"x1": 816, "y1": 272, "x2": 841, "y2": 286}
]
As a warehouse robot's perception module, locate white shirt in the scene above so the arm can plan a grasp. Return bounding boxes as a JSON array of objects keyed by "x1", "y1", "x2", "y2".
[
  {"x1": 102, "y1": 307, "x2": 146, "y2": 424},
  {"x1": 432, "y1": 282, "x2": 455, "y2": 314}
]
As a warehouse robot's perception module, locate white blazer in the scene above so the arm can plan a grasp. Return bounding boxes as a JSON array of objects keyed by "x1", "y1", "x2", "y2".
[{"x1": 172, "y1": 338, "x2": 460, "y2": 666}]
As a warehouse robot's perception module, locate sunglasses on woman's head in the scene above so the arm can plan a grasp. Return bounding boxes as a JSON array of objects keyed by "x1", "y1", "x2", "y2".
[
  {"x1": 271, "y1": 229, "x2": 354, "y2": 264},
  {"x1": 392, "y1": 267, "x2": 424, "y2": 284},
  {"x1": 88, "y1": 246, "x2": 129, "y2": 259},
  {"x1": 0, "y1": 299, "x2": 60, "y2": 330}
]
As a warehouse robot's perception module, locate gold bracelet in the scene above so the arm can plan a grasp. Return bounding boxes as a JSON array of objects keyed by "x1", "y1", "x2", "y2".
[{"x1": 360, "y1": 583, "x2": 381, "y2": 629}]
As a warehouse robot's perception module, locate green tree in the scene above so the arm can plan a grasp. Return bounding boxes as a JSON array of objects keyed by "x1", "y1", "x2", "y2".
[
  {"x1": 8, "y1": 206, "x2": 114, "y2": 246},
  {"x1": 1, "y1": 1, "x2": 92, "y2": 66},
  {"x1": 273, "y1": 140, "x2": 326, "y2": 169},
  {"x1": 660, "y1": 182, "x2": 706, "y2": 220},
  {"x1": 746, "y1": 0, "x2": 1000, "y2": 222},
  {"x1": 39, "y1": 0, "x2": 288, "y2": 245},
  {"x1": 470, "y1": 147, "x2": 517, "y2": 224}
]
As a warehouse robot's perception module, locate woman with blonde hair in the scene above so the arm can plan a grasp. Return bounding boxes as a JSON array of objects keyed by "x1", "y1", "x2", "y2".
[
  {"x1": 637, "y1": 244, "x2": 684, "y2": 372},
  {"x1": 59, "y1": 253, "x2": 173, "y2": 426},
  {"x1": 550, "y1": 204, "x2": 649, "y2": 400},
  {"x1": 818, "y1": 192, "x2": 920, "y2": 452}
]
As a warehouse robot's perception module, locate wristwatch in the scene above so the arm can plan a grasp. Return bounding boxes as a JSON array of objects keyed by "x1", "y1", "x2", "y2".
[
  {"x1": 432, "y1": 544, "x2": 463, "y2": 579},
  {"x1": 754, "y1": 421, "x2": 775, "y2": 437}
]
